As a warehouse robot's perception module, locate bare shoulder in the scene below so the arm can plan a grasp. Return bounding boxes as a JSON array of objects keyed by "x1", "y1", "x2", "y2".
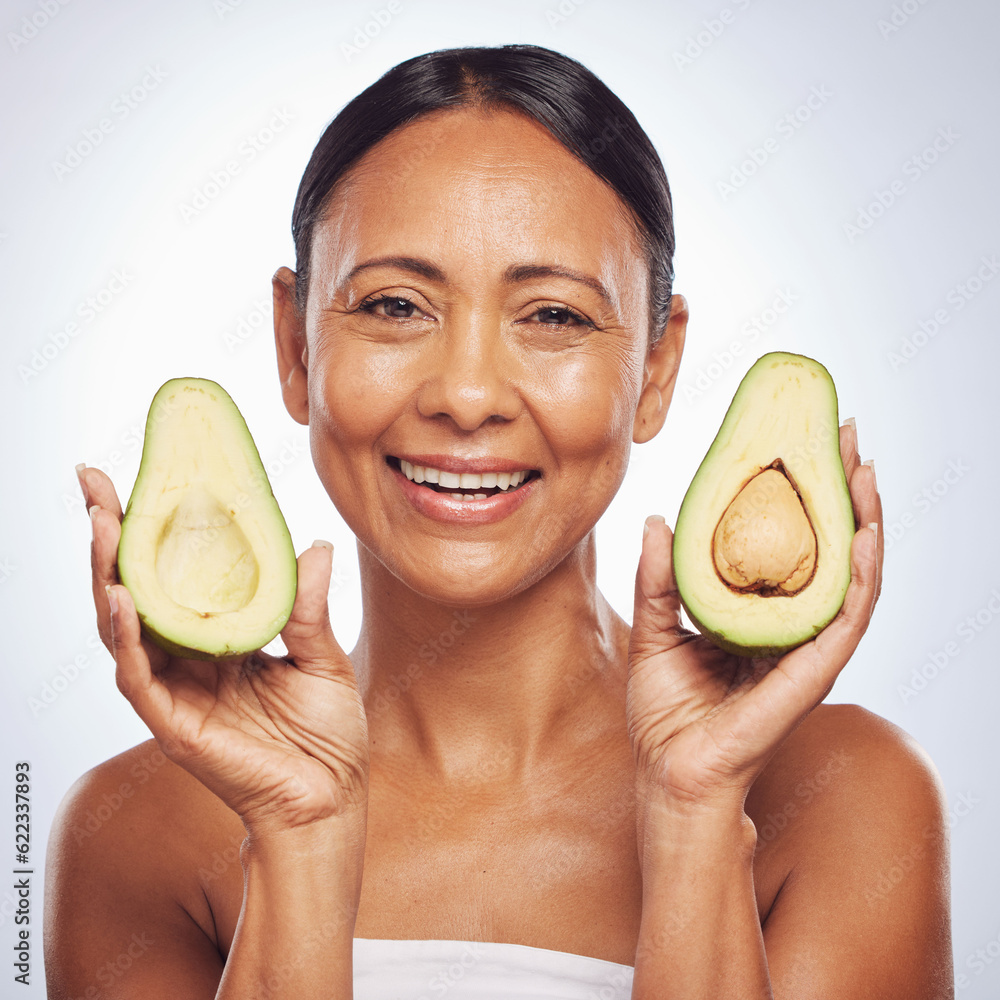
[
  {"x1": 48, "y1": 738, "x2": 238, "y2": 872},
  {"x1": 45, "y1": 740, "x2": 243, "y2": 998},
  {"x1": 747, "y1": 703, "x2": 953, "y2": 994},
  {"x1": 749, "y1": 702, "x2": 947, "y2": 844}
]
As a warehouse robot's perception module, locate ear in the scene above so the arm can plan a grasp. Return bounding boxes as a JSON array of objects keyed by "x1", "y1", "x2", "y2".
[
  {"x1": 273, "y1": 266, "x2": 310, "y2": 425},
  {"x1": 633, "y1": 294, "x2": 688, "y2": 444}
]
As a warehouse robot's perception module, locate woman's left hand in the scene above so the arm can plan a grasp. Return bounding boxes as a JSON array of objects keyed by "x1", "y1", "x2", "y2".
[{"x1": 626, "y1": 419, "x2": 882, "y2": 809}]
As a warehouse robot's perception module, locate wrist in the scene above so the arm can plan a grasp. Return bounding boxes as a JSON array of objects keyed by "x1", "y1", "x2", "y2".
[
  {"x1": 636, "y1": 778, "x2": 756, "y2": 862},
  {"x1": 636, "y1": 765, "x2": 749, "y2": 818},
  {"x1": 243, "y1": 807, "x2": 368, "y2": 869},
  {"x1": 241, "y1": 786, "x2": 368, "y2": 838},
  {"x1": 630, "y1": 788, "x2": 767, "y2": 999}
]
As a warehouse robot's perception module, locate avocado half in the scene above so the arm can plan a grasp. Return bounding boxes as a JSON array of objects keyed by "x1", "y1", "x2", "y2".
[
  {"x1": 118, "y1": 378, "x2": 298, "y2": 660},
  {"x1": 673, "y1": 352, "x2": 855, "y2": 658}
]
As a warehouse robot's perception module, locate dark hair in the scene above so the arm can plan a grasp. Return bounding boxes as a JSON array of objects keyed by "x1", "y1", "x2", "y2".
[{"x1": 291, "y1": 43, "x2": 675, "y2": 344}]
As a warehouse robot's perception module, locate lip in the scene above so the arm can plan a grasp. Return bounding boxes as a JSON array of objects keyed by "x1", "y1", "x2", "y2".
[
  {"x1": 392, "y1": 453, "x2": 536, "y2": 475},
  {"x1": 388, "y1": 460, "x2": 539, "y2": 524}
]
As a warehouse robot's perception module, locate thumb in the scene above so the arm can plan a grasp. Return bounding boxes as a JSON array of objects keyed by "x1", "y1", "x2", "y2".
[
  {"x1": 630, "y1": 515, "x2": 692, "y2": 661},
  {"x1": 279, "y1": 540, "x2": 352, "y2": 679}
]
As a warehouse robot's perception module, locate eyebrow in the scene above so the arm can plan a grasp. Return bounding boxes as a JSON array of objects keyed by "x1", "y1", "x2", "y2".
[{"x1": 343, "y1": 256, "x2": 614, "y2": 309}]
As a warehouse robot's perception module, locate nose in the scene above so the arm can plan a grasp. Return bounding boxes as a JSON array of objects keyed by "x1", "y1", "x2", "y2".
[{"x1": 414, "y1": 309, "x2": 522, "y2": 431}]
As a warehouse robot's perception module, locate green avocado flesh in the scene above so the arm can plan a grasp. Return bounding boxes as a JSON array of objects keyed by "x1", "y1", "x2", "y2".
[
  {"x1": 118, "y1": 378, "x2": 298, "y2": 660},
  {"x1": 673, "y1": 352, "x2": 855, "y2": 658}
]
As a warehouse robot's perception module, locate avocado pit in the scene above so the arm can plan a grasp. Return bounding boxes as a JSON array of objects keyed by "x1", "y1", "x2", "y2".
[{"x1": 712, "y1": 463, "x2": 817, "y2": 596}]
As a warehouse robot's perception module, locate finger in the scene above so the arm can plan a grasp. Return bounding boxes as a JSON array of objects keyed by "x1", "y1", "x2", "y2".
[
  {"x1": 845, "y1": 436, "x2": 879, "y2": 527},
  {"x1": 84, "y1": 464, "x2": 125, "y2": 651},
  {"x1": 90, "y1": 505, "x2": 123, "y2": 652},
  {"x1": 805, "y1": 521, "x2": 879, "y2": 678},
  {"x1": 724, "y1": 522, "x2": 879, "y2": 759},
  {"x1": 630, "y1": 515, "x2": 695, "y2": 662},
  {"x1": 840, "y1": 417, "x2": 883, "y2": 604},
  {"x1": 280, "y1": 541, "x2": 354, "y2": 681},
  {"x1": 78, "y1": 466, "x2": 124, "y2": 520},
  {"x1": 106, "y1": 583, "x2": 176, "y2": 739},
  {"x1": 848, "y1": 455, "x2": 883, "y2": 604},
  {"x1": 839, "y1": 418, "x2": 860, "y2": 487}
]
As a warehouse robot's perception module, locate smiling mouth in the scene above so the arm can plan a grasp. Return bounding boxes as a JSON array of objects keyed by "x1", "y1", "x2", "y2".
[{"x1": 387, "y1": 457, "x2": 540, "y2": 500}]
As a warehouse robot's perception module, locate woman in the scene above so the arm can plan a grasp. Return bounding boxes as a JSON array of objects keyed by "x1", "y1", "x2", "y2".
[{"x1": 46, "y1": 44, "x2": 952, "y2": 998}]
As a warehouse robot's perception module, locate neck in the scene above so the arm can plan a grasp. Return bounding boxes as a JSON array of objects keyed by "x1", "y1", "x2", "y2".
[{"x1": 350, "y1": 530, "x2": 630, "y2": 783}]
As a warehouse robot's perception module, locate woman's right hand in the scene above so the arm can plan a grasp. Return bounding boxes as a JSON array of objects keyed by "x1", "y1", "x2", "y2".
[{"x1": 81, "y1": 465, "x2": 370, "y2": 837}]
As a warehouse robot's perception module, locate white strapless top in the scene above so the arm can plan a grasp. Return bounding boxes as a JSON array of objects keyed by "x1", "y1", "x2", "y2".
[{"x1": 353, "y1": 938, "x2": 634, "y2": 999}]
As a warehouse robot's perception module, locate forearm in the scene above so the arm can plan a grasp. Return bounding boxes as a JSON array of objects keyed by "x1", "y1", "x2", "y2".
[
  {"x1": 217, "y1": 812, "x2": 367, "y2": 1000},
  {"x1": 632, "y1": 787, "x2": 770, "y2": 1000}
]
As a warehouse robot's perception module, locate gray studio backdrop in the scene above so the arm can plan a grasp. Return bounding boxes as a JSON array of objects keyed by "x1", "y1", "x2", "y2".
[{"x1": 3, "y1": 0, "x2": 998, "y2": 995}]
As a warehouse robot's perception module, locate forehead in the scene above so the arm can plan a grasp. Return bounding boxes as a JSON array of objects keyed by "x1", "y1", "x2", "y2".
[{"x1": 310, "y1": 106, "x2": 647, "y2": 309}]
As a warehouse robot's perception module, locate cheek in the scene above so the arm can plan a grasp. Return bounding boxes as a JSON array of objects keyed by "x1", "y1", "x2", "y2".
[
  {"x1": 305, "y1": 339, "x2": 414, "y2": 507},
  {"x1": 309, "y1": 337, "x2": 407, "y2": 438},
  {"x1": 532, "y1": 347, "x2": 642, "y2": 460}
]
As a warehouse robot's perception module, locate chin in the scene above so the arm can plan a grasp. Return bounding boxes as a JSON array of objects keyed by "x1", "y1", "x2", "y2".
[{"x1": 380, "y1": 540, "x2": 566, "y2": 609}]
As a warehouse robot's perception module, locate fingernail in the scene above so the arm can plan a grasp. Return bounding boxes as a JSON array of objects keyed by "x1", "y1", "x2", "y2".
[
  {"x1": 643, "y1": 514, "x2": 665, "y2": 539},
  {"x1": 105, "y1": 584, "x2": 119, "y2": 616},
  {"x1": 75, "y1": 463, "x2": 90, "y2": 507},
  {"x1": 843, "y1": 416, "x2": 856, "y2": 432},
  {"x1": 867, "y1": 522, "x2": 878, "y2": 542},
  {"x1": 863, "y1": 458, "x2": 877, "y2": 490},
  {"x1": 311, "y1": 538, "x2": 333, "y2": 551},
  {"x1": 89, "y1": 504, "x2": 100, "y2": 522}
]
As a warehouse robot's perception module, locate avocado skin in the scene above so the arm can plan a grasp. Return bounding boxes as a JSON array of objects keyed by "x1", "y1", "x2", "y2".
[
  {"x1": 117, "y1": 377, "x2": 298, "y2": 660},
  {"x1": 128, "y1": 615, "x2": 290, "y2": 662},
  {"x1": 673, "y1": 352, "x2": 855, "y2": 659},
  {"x1": 130, "y1": 623, "x2": 232, "y2": 662},
  {"x1": 680, "y1": 611, "x2": 827, "y2": 660}
]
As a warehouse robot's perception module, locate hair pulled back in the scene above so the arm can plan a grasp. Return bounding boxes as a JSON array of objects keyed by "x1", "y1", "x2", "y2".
[{"x1": 291, "y1": 43, "x2": 675, "y2": 344}]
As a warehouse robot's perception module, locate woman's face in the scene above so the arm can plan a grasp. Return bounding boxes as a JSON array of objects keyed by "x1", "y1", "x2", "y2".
[{"x1": 275, "y1": 106, "x2": 684, "y2": 604}]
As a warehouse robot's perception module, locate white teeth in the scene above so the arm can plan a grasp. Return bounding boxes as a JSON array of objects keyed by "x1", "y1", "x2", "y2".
[
  {"x1": 399, "y1": 461, "x2": 532, "y2": 493},
  {"x1": 401, "y1": 460, "x2": 428, "y2": 483}
]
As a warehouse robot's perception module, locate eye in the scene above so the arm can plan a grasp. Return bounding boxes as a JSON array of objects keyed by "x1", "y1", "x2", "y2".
[
  {"x1": 529, "y1": 305, "x2": 595, "y2": 329},
  {"x1": 357, "y1": 294, "x2": 426, "y2": 320}
]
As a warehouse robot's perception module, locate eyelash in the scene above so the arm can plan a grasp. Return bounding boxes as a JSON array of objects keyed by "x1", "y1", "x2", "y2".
[{"x1": 356, "y1": 294, "x2": 595, "y2": 329}]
